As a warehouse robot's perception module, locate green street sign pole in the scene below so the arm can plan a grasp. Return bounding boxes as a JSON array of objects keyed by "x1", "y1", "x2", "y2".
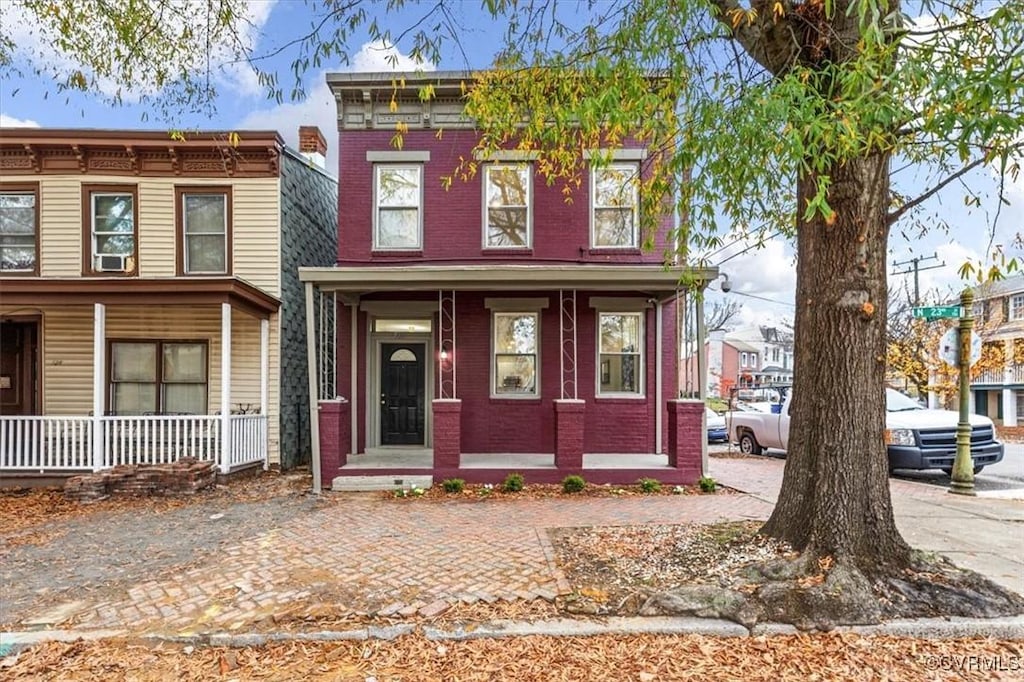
[{"x1": 949, "y1": 289, "x2": 975, "y2": 496}]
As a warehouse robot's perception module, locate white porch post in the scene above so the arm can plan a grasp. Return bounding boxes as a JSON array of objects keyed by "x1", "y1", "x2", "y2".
[
  {"x1": 305, "y1": 282, "x2": 322, "y2": 493},
  {"x1": 220, "y1": 302, "x2": 232, "y2": 474},
  {"x1": 260, "y1": 317, "x2": 270, "y2": 469},
  {"x1": 91, "y1": 303, "x2": 106, "y2": 471},
  {"x1": 350, "y1": 301, "x2": 358, "y2": 458},
  {"x1": 696, "y1": 290, "x2": 709, "y2": 476},
  {"x1": 655, "y1": 300, "x2": 663, "y2": 455}
]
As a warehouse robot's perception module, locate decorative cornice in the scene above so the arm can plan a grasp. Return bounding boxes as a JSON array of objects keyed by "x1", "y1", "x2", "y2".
[{"x1": 0, "y1": 130, "x2": 284, "y2": 178}]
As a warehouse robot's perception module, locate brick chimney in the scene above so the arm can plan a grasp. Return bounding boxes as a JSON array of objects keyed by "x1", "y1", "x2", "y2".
[{"x1": 298, "y1": 125, "x2": 327, "y2": 169}]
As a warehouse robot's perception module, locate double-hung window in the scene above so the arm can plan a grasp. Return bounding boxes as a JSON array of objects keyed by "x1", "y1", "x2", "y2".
[
  {"x1": 86, "y1": 185, "x2": 137, "y2": 274},
  {"x1": 484, "y1": 164, "x2": 531, "y2": 247},
  {"x1": 1010, "y1": 294, "x2": 1024, "y2": 321},
  {"x1": 375, "y1": 165, "x2": 422, "y2": 249},
  {"x1": 598, "y1": 312, "x2": 643, "y2": 395},
  {"x1": 493, "y1": 312, "x2": 538, "y2": 396},
  {"x1": 0, "y1": 185, "x2": 37, "y2": 273},
  {"x1": 591, "y1": 163, "x2": 639, "y2": 248},
  {"x1": 110, "y1": 340, "x2": 208, "y2": 415},
  {"x1": 179, "y1": 188, "x2": 229, "y2": 274}
]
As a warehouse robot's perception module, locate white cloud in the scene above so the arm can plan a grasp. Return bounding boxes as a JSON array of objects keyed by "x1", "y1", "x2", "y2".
[
  {"x1": 0, "y1": 114, "x2": 40, "y2": 127},
  {"x1": 235, "y1": 41, "x2": 437, "y2": 173},
  {"x1": 4, "y1": 0, "x2": 275, "y2": 102}
]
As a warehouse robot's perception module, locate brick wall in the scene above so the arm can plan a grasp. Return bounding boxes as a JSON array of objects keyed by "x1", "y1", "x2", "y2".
[
  {"x1": 318, "y1": 398, "x2": 350, "y2": 483},
  {"x1": 337, "y1": 129, "x2": 673, "y2": 266}
]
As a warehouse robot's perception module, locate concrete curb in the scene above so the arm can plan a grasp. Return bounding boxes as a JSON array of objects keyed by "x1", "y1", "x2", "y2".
[{"x1": 3, "y1": 615, "x2": 1022, "y2": 655}]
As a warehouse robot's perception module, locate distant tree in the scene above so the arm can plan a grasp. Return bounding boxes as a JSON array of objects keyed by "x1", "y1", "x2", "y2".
[{"x1": 706, "y1": 299, "x2": 742, "y2": 332}]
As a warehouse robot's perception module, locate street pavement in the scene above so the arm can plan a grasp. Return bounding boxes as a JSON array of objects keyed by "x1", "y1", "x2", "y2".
[{"x1": 4, "y1": 454, "x2": 1022, "y2": 640}]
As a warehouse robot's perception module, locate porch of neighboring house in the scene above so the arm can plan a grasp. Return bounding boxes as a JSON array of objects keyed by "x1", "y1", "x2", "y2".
[
  {"x1": 0, "y1": 282, "x2": 279, "y2": 478},
  {"x1": 300, "y1": 264, "x2": 716, "y2": 491}
]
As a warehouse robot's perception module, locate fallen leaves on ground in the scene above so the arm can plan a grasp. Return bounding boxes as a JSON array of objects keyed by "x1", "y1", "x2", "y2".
[
  {"x1": 4, "y1": 633, "x2": 1022, "y2": 681},
  {"x1": 381, "y1": 482, "x2": 733, "y2": 503}
]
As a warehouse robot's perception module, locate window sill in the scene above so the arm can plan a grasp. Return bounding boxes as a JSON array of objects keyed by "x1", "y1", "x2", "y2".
[
  {"x1": 371, "y1": 250, "x2": 424, "y2": 258},
  {"x1": 587, "y1": 248, "x2": 642, "y2": 256},
  {"x1": 481, "y1": 248, "x2": 533, "y2": 255},
  {"x1": 0, "y1": 270, "x2": 39, "y2": 277},
  {"x1": 489, "y1": 396, "x2": 542, "y2": 403},
  {"x1": 594, "y1": 395, "x2": 646, "y2": 403}
]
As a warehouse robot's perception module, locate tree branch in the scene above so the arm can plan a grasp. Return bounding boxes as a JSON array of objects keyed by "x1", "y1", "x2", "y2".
[
  {"x1": 705, "y1": 0, "x2": 800, "y2": 75},
  {"x1": 886, "y1": 157, "x2": 986, "y2": 225}
]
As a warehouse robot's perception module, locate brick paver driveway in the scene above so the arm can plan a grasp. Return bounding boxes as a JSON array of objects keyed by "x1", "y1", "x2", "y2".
[{"x1": 10, "y1": 488, "x2": 772, "y2": 635}]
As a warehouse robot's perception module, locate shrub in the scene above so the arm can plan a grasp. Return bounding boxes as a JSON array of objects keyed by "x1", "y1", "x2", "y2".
[
  {"x1": 502, "y1": 472, "x2": 525, "y2": 493},
  {"x1": 562, "y1": 474, "x2": 586, "y2": 494},
  {"x1": 442, "y1": 478, "x2": 465, "y2": 494},
  {"x1": 637, "y1": 477, "x2": 662, "y2": 494},
  {"x1": 699, "y1": 476, "x2": 717, "y2": 493}
]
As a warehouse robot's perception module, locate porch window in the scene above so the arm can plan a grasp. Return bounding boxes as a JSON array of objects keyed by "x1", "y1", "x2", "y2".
[
  {"x1": 591, "y1": 163, "x2": 639, "y2": 248},
  {"x1": 110, "y1": 341, "x2": 208, "y2": 415},
  {"x1": 374, "y1": 165, "x2": 422, "y2": 249},
  {"x1": 598, "y1": 312, "x2": 643, "y2": 395},
  {"x1": 484, "y1": 164, "x2": 531, "y2": 247},
  {"x1": 0, "y1": 187, "x2": 37, "y2": 273},
  {"x1": 180, "y1": 189, "x2": 230, "y2": 274},
  {"x1": 87, "y1": 187, "x2": 137, "y2": 274},
  {"x1": 493, "y1": 312, "x2": 538, "y2": 396}
]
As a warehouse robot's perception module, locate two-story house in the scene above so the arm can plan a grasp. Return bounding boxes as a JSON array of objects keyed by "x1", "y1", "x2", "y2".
[
  {"x1": 690, "y1": 326, "x2": 792, "y2": 400},
  {"x1": 0, "y1": 127, "x2": 337, "y2": 478},
  {"x1": 299, "y1": 72, "x2": 716, "y2": 489},
  {"x1": 969, "y1": 274, "x2": 1024, "y2": 429}
]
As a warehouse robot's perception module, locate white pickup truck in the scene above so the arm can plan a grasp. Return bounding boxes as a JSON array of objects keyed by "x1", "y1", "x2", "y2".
[{"x1": 728, "y1": 388, "x2": 1005, "y2": 473}]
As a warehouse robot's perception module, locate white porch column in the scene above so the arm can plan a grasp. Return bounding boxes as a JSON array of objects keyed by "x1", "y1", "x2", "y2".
[
  {"x1": 350, "y1": 301, "x2": 358, "y2": 458},
  {"x1": 91, "y1": 303, "x2": 106, "y2": 471},
  {"x1": 1003, "y1": 387, "x2": 1017, "y2": 427},
  {"x1": 305, "y1": 282, "x2": 322, "y2": 493},
  {"x1": 655, "y1": 300, "x2": 663, "y2": 455},
  {"x1": 220, "y1": 302, "x2": 232, "y2": 474},
  {"x1": 695, "y1": 290, "x2": 709, "y2": 477},
  {"x1": 260, "y1": 317, "x2": 270, "y2": 469}
]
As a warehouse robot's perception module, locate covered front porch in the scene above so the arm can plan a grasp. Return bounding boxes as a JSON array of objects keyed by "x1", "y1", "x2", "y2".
[
  {"x1": 300, "y1": 264, "x2": 716, "y2": 490},
  {"x1": 0, "y1": 278, "x2": 279, "y2": 476}
]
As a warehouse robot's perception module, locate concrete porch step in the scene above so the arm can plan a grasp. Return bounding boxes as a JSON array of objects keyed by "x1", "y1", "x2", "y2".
[{"x1": 331, "y1": 474, "x2": 434, "y2": 492}]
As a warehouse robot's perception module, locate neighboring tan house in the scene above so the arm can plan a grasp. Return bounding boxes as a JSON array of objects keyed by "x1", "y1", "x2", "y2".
[
  {"x1": 969, "y1": 274, "x2": 1024, "y2": 427},
  {"x1": 0, "y1": 127, "x2": 337, "y2": 477},
  {"x1": 299, "y1": 71, "x2": 715, "y2": 489}
]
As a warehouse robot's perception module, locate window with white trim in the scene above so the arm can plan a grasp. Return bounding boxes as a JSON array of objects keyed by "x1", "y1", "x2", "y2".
[
  {"x1": 591, "y1": 163, "x2": 639, "y2": 248},
  {"x1": 183, "y1": 192, "x2": 228, "y2": 273},
  {"x1": 91, "y1": 192, "x2": 135, "y2": 268},
  {"x1": 598, "y1": 312, "x2": 643, "y2": 395},
  {"x1": 0, "y1": 189, "x2": 36, "y2": 272},
  {"x1": 1010, "y1": 294, "x2": 1024, "y2": 321},
  {"x1": 493, "y1": 312, "x2": 538, "y2": 396},
  {"x1": 484, "y1": 164, "x2": 531, "y2": 247},
  {"x1": 374, "y1": 165, "x2": 422, "y2": 249},
  {"x1": 740, "y1": 352, "x2": 747, "y2": 367},
  {"x1": 109, "y1": 341, "x2": 208, "y2": 415}
]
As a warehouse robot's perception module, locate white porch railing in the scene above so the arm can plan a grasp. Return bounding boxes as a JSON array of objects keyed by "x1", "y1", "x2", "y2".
[
  {"x1": 0, "y1": 417, "x2": 94, "y2": 471},
  {"x1": 972, "y1": 364, "x2": 1024, "y2": 386},
  {"x1": 1, "y1": 414, "x2": 267, "y2": 473}
]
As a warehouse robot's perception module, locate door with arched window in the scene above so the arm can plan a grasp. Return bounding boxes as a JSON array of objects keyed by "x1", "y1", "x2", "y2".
[{"x1": 380, "y1": 343, "x2": 425, "y2": 445}]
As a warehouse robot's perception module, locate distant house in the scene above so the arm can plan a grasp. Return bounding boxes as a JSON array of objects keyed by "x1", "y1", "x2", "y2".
[
  {"x1": 689, "y1": 325, "x2": 793, "y2": 399},
  {"x1": 0, "y1": 127, "x2": 337, "y2": 478},
  {"x1": 969, "y1": 274, "x2": 1024, "y2": 427},
  {"x1": 299, "y1": 71, "x2": 716, "y2": 489}
]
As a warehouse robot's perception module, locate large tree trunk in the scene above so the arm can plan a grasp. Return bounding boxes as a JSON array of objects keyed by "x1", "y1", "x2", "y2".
[{"x1": 760, "y1": 152, "x2": 912, "y2": 573}]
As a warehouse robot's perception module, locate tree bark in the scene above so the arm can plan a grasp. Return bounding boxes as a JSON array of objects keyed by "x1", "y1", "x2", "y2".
[{"x1": 761, "y1": 152, "x2": 912, "y2": 572}]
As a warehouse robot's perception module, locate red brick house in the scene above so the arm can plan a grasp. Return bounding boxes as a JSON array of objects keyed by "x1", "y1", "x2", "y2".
[{"x1": 300, "y1": 72, "x2": 715, "y2": 490}]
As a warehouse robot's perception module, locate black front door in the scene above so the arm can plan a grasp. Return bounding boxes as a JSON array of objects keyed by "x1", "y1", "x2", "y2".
[
  {"x1": 380, "y1": 343, "x2": 425, "y2": 445},
  {"x1": 0, "y1": 321, "x2": 38, "y2": 416}
]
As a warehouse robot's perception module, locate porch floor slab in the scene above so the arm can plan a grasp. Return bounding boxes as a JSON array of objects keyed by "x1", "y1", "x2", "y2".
[{"x1": 341, "y1": 450, "x2": 675, "y2": 470}]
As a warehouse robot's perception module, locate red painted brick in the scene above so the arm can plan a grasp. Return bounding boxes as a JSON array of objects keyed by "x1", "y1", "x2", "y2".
[
  {"x1": 318, "y1": 399, "x2": 350, "y2": 482},
  {"x1": 667, "y1": 399, "x2": 703, "y2": 483},
  {"x1": 553, "y1": 399, "x2": 585, "y2": 468},
  {"x1": 432, "y1": 399, "x2": 462, "y2": 468}
]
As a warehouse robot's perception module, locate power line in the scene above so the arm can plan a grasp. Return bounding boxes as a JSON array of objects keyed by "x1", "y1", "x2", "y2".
[
  {"x1": 727, "y1": 290, "x2": 796, "y2": 307},
  {"x1": 892, "y1": 253, "x2": 945, "y2": 306}
]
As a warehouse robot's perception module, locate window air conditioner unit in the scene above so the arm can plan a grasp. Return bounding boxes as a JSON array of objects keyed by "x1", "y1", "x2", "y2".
[{"x1": 97, "y1": 254, "x2": 128, "y2": 272}]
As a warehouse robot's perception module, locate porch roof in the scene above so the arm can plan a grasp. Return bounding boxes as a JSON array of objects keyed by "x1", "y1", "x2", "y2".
[
  {"x1": 0, "y1": 277, "x2": 281, "y2": 318},
  {"x1": 299, "y1": 264, "x2": 718, "y2": 296}
]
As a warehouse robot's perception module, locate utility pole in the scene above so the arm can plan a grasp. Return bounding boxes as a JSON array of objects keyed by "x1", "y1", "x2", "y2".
[{"x1": 892, "y1": 253, "x2": 945, "y2": 306}]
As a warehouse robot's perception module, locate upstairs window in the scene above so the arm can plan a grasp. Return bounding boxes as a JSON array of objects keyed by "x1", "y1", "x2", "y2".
[
  {"x1": 591, "y1": 163, "x2": 639, "y2": 248},
  {"x1": 178, "y1": 188, "x2": 230, "y2": 274},
  {"x1": 1010, "y1": 294, "x2": 1024, "y2": 321},
  {"x1": 493, "y1": 312, "x2": 538, "y2": 396},
  {"x1": 0, "y1": 185, "x2": 37, "y2": 273},
  {"x1": 375, "y1": 165, "x2": 422, "y2": 250},
  {"x1": 598, "y1": 312, "x2": 643, "y2": 395},
  {"x1": 109, "y1": 340, "x2": 208, "y2": 415},
  {"x1": 85, "y1": 185, "x2": 137, "y2": 274},
  {"x1": 484, "y1": 165, "x2": 531, "y2": 248}
]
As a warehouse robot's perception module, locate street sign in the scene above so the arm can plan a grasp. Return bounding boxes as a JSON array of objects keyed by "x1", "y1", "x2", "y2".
[
  {"x1": 938, "y1": 328, "x2": 983, "y2": 367},
  {"x1": 913, "y1": 305, "x2": 961, "y2": 321}
]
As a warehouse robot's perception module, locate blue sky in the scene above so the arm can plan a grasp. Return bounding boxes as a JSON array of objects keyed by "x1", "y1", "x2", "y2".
[{"x1": 1, "y1": 0, "x2": 1019, "y2": 328}]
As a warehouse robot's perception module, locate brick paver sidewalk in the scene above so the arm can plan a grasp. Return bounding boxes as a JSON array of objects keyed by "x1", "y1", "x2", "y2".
[{"x1": 68, "y1": 492, "x2": 773, "y2": 634}]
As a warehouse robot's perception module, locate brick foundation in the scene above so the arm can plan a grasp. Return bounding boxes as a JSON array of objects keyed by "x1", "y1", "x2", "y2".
[
  {"x1": 64, "y1": 458, "x2": 217, "y2": 502},
  {"x1": 554, "y1": 399, "x2": 585, "y2": 468},
  {"x1": 318, "y1": 399, "x2": 350, "y2": 482},
  {"x1": 433, "y1": 399, "x2": 462, "y2": 468},
  {"x1": 667, "y1": 399, "x2": 703, "y2": 483}
]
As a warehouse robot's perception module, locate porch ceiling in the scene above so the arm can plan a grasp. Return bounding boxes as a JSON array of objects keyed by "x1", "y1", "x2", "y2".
[
  {"x1": 299, "y1": 264, "x2": 718, "y2": 296},
  {"x1": 0, "y1": 277, "x2": 280, "y2": 318}
]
